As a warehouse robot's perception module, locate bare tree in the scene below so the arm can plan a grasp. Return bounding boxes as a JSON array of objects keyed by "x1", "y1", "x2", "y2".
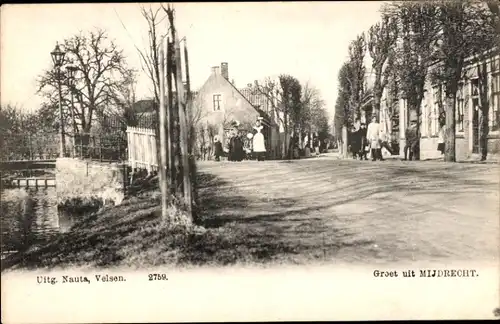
[
  {"x1": 383, "y1": 1, "x2": 441, "y2": 159},
  {"x1": 346, "y1": 34, "x2": 366, "y2": 122},
  {"x1": 431, "y1": 0, "x2": 494, "y2": 162},
  {"x1": 252, "y1": 78, "x2": 286, "y2": 157},
  {"x1": 37, "y1": 28, "x2": 134, "y2": 137},
  {"x1": 367, "y1": 15, "x2": 398, "y2": 116},
  {"x1": 302, "y1": 83, "x2": 328, "y2": 145}
]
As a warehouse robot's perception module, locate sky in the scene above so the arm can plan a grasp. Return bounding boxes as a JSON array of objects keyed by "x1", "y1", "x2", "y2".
[{"x1": 1, "y1": 2, "x2": 385, "y2": 120}]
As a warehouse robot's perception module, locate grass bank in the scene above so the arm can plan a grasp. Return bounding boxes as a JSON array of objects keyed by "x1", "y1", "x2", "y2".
[{"x1": 1, "y1": 172, "x2": 296, "y2": 271}]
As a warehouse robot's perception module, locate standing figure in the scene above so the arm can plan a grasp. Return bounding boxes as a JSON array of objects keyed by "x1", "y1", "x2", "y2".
[
  {"x1": 437, "y1": 122, "x2": 445, "y2": 155},
  {"x1": 214, "y1": 136, "x2": 223, "y2": 162},
  {"x1": 349, "y1": 126, "x2": 361, "y2": 159},
  {"x1": 404, "y1": 120, "x2": 418, "y2": 161},
  {"x1": 359, "y1": 123, "x2": 368, "y2": 160},
  {"x1": 313, "y1": 137, "x2": 320, "y2": 157},
  {"x1": 228, "y1": 132, "x2": 235, "y2": 161},
  {"x1": 233, "y1": 131, "x2": 245, "y2": 162},
  {"x1": 367, "y1": 115, "x2": 384, "y2": 161},
  {"x1": 323, "y1": 138, "x2": 329, "y2": 153},
  {"x1": 245, "y1": 133, "x2": 253, "y2": 160},
  {"x1": 303, "y1": 133, "x2": 310, "y2": 157},
  {"x1": 253, "y1": 118, "x2": 266, "y2": 161}
]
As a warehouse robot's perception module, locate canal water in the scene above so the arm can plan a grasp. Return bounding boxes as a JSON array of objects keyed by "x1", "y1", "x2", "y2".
[{"x1": 0, "y1": 187, "x2": 77, "y2": 259}]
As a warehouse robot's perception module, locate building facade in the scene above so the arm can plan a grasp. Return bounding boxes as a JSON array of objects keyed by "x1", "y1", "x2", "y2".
[
  {"x1": 398, "y1": 51, "x2": 500, "y2": 160},
  {"x1": 193, "y1": 62, "x2": 281, "y2": 159}
]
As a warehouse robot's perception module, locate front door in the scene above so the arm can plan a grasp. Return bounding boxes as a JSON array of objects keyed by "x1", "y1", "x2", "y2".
[{"x1": 472, "y1": 99, "x2": 479, "y2": 154}]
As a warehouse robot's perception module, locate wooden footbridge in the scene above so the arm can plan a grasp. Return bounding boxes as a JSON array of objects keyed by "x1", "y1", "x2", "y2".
[{"x1": 0, "y1": 160, "x2": 57, "y2": 189}]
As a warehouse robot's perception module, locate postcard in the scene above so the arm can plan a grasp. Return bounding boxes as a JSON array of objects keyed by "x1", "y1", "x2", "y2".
[{"x1": 1, "y1": 2, "x2": 499, "y2": 322}]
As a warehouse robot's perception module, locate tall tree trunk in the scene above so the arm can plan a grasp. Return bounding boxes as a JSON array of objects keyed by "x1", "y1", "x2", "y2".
[
  {"x1": 184, "y1": 39, "x2": 198, "y2": 207},
  {"x1": 158, "y1": 42, "x2": 169, "y2": 221},
  {"x1": 478, "y1": 60, "x2": 490, "y2": 161},
  {"x1": 479, "y1": 110, "x2": 489, "y2": 160},
  {"x1": 174, "y1": 34, "x2": 192, "y2": 215},
  {"x1": 283, "y1": 110, "x2": 288, "y2": 159},
  {"x1": 166, "y1": 40, "x2": 176, "y2": 194},
  {"x1": 171, "y1": 46, "x2": 182, "y2": 196},
  {"x1": 298, "y1": 124, "x2": 302, "y2": 150},
  {"x1": 444, "y1": 92, "x2": 456, "y2": 162}
]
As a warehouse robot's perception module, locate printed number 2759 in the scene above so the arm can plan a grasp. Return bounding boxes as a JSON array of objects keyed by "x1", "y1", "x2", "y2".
[{"x1": 148, "y1": 274, "x2": 168, "y2": 281}]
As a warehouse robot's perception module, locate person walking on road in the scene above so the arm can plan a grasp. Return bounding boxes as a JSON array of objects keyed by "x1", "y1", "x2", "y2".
[
  {"x1": 253, "y1": 117, "x2": 266, "y2": 161},
  {"x1": 367, "y1": 115, "x2": 384, "y2": 161}
]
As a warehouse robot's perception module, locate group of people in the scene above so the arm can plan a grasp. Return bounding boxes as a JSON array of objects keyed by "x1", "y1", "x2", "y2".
[
  {"x1": 349, "y1": 115, "x2": 387, "y2": 161},
  {"x1": 350, "y1": 114, "x2": 446, "y2": 162},
  {"x1": 213, "y1": 117, "x2": 267, "y2": 162},
  {"x1": 289, "y1": 135, "x2": 327, "y2": 159}
]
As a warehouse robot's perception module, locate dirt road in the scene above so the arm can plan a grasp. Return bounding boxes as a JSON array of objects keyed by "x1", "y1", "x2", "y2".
[{"x1": 197, "y1": 158, "x2": 499, "y2": 265}]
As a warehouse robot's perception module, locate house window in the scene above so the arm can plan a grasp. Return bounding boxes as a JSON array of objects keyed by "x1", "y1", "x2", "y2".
[
  {"x1": 471, "y1": 78, "x2": 479, "y2": 98},
  {"x1": 491, "y1": 73, "x2": 500, "y2": 131},
  {"x1": 213, "y1": 94, "x2": 222, "y2": 111},
  {"x1": 456, "y1": 82, "x2": 465, "y2": 132},
  {"x1": 432, "y1": 85, "x2": 441, "y2": 136},
  {"x1": 491, "y1": 58, "x2": 499, "y2": 73}
]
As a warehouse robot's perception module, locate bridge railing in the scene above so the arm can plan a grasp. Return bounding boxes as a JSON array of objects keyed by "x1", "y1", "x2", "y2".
[
  {"x1": 126, "y1": 126, "x2": 158, "y2": 173},
  {"x1": 0, "y1": 131, "x2": 127, "y2": 163},
  {"x1": 0, "y1": 133, "x2": 60, "y2": 161}
]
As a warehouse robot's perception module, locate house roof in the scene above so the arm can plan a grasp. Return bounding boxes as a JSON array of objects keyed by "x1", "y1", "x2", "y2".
[
  {"x1": 132, "y1": 91, "x2": 200, "y2": 114},
  {"x1": 212, "y1": 74, "x2": 275, "y2": 126}
]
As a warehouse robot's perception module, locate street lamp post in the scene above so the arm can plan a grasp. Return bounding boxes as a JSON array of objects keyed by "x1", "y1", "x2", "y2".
[
  {"x1": 51, "y1": 42, "x2": 66, "y2": 158},
  {"x1": 66, "y1": 64, "x2": 78, "y2": 158}
]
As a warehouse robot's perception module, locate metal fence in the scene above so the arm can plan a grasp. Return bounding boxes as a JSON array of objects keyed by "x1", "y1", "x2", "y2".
[
  {"x1": 71, "y1": 132, "x2": 128, "y2": 162},
  {"x1": 0, "y1": 131, "x2": 127, "y2": 162},
  {"x1": 0, "y1": 133, "x2": 60, "y2": 161}
]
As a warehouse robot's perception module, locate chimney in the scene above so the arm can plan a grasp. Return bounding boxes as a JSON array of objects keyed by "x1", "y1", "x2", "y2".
[
  {"x1": 221, "y1": 62, "x2": 229, "y2": 80},
  {"x1": 211, "y1": 66, "x2": 220, "y2": 75}
]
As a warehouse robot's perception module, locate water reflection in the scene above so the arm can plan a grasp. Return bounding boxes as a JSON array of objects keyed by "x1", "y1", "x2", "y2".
[{"x1": 0, "y1": 187, "x2": 77, "y2": 259}]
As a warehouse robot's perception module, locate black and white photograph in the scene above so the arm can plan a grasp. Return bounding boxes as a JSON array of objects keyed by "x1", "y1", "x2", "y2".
[{"x1": 1, "y1": 1, "x2": 499, "y2": 322}]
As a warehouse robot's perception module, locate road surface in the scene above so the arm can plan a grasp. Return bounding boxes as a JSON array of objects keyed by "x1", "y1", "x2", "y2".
[{"x1": 197, "y1": 157, "x2": 499, "y2": 266}]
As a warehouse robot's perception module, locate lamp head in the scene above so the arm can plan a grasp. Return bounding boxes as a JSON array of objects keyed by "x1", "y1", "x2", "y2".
[{"x1": 51, "y1": 42, "x2": 66, "y2": 67}]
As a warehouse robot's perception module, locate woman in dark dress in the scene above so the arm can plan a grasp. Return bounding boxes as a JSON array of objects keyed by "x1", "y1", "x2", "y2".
[
  {"x1": 214, "y1": 136, "x2": 223, "y2": 161},
  {"x1": 358, "y1": 123, "x2": 368, "y2": 160},
  {"x1": 233, "y1": 132, "x2": 244, "y2": 162},
  {"x1": 350, "y1": 127, "x2": 361, "y2": 159},
  {"x1": 228, "y1": 134, "x2": 235, "y2": 161}
]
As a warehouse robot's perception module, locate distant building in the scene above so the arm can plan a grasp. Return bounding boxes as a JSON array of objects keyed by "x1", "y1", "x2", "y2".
[
  {"x1": 193, "y1": 62, "x2": 281, "y2": 159},
  {"x1": 360, "y1": 48, "x2": 500, "y2": 160}
]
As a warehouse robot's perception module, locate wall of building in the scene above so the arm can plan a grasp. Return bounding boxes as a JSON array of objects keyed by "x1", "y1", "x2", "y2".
[
  {"x1": 56, "y1": 158, "x2": 127, "y2": 208},
  {"x1": 194, "y1": 65, "x2": 282, "y2": 158},
  {"x1": 194, "y1": 71, "x2": 260, "y2": 141},
  {"x1": 398, "y1": 52, "x2": 500, "y2": 160}
]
